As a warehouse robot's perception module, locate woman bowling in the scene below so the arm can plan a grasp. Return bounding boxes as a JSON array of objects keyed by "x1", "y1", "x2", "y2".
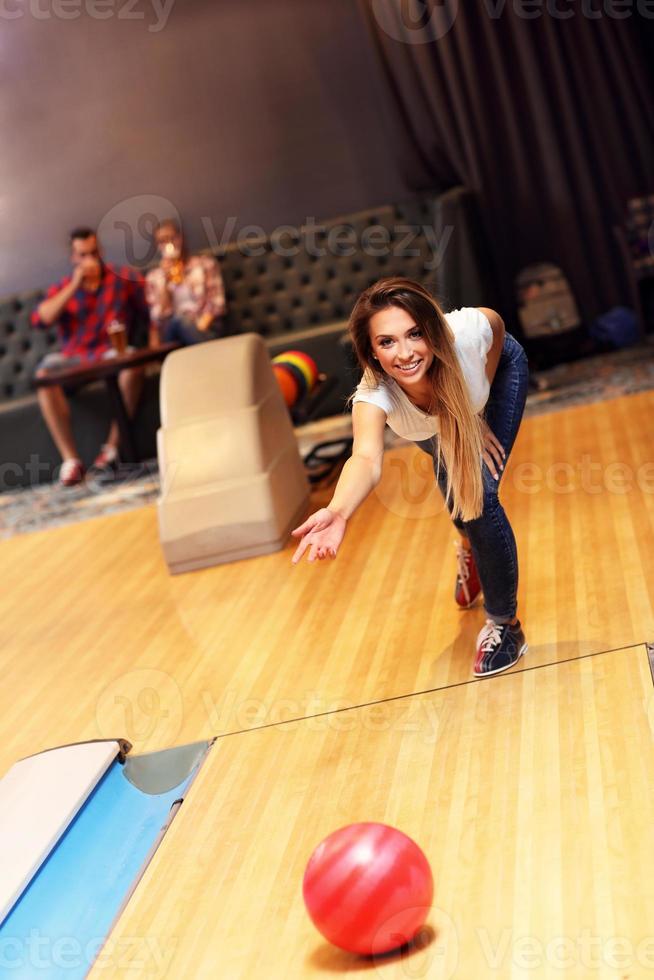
[{"x1": 291, "y1": 277, "x2": 530, "y2": 677}]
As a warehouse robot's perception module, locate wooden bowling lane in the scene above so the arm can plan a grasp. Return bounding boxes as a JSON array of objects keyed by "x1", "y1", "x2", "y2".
[
  {"x1": 0, "y1": 391, "x2": 653, "y2": 776},
  {"x1": 94, "y1": 644, "x2": 654, "y2": 979}
]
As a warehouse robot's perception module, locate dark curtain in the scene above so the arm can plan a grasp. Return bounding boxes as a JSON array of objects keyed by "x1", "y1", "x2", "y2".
[{"x1": 358, "y1": 0, "x2": 654, "y2": 335}]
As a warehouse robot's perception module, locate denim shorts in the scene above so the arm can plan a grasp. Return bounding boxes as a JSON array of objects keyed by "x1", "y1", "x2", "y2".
[{"x1": 35, "y1": 349, "x2": 117, "y2": 374}]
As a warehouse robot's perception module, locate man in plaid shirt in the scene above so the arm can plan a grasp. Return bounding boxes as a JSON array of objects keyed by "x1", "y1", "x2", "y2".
[{"x1": 32, "y1": 227, "x2": 149, "y2": 486}]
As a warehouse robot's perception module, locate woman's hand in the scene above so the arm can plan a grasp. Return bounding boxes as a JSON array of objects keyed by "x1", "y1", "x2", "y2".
[
  {"x1": 290, "y1": 508, "x2": 347, "y2": 564},
  {"x1": 481, "y1": 420, "x2": 506, "y2": 480}
]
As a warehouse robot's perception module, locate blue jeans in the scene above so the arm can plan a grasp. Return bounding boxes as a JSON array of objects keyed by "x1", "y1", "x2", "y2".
[
  {"x1": 415, "y1": 332, "x2": 530, "y2": 624},
  {"x1": 162, "y1": 316, "x2": 225, "y2": 346}
]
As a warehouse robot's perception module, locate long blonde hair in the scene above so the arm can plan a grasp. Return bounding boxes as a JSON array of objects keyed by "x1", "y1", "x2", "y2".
[{"x1": 347, "y1": 277, "x2": 485, "y2": 521}]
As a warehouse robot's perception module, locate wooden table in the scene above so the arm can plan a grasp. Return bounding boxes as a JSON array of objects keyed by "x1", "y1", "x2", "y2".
[{"x1": 34, "y1": 344, "x2": 179, "y2": 464}]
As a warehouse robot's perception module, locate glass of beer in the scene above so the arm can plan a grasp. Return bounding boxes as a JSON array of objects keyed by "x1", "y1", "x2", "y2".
[{"x1": 108, "y1": 319, "x2": 127, "y2": 355}]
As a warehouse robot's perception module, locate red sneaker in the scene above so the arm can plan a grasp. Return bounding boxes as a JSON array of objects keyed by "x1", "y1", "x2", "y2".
[
  {"x1": 90, "y1": 444, "x2": 120, "y2": 477},
  {"x1": 59, "y1": 458, "x2": 85, "y2": 487},
  {"x1": 454, "y1": 540, "x2": 482, "y2": 608}
]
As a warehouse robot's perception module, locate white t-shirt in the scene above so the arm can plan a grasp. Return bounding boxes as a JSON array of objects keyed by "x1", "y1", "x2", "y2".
[{"x1": 351, "y1": 306, "x2": 494, "y2": 441}]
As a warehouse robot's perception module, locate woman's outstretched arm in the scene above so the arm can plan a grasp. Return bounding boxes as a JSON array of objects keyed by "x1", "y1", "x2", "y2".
[{"x1": 291, "y1": 402, "x2": 387, "y2": 564}]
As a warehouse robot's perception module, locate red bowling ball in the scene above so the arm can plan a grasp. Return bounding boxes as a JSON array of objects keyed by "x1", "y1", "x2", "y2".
[{"x1": 302, "y1": 822, "x2": 433, "y2": 956}]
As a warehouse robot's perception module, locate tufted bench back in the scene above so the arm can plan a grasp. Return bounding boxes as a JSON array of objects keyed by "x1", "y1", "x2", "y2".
[
  {"x1": 0, "y1": 187, "x2": 491, "y2": 406},
  {"x1": 217, "y1": 197, "x2": 443, "y2": 339},
  {"x1": 0, "y1": 293, "x2": 57, "y2": 401}
]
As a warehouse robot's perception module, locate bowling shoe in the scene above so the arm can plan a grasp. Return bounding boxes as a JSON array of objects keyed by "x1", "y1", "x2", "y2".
[
  {"x1": 454, "y1": 540, "x2": 482, "y2": 608},
  {"x1": 59, "y1": 458, "x2": 85, "y2": 487},
  {"x1": 473, "y1": 618, "x2": 528, "y2": 677},
  {"x1": 89, "y1": 444, "x2": 120, "y2": 480}
]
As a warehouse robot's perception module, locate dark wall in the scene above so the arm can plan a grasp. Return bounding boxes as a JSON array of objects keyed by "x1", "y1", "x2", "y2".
[{"x1": 0, "y1": 0, "x2": 407, "y2": 295}]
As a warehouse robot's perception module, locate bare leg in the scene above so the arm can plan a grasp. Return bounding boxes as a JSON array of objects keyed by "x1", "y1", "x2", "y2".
[
  {"x1": 35, "y1": 373, "x2": 79, "y2": 461},
  {"x1": 105, "y1": 366, "x2": 145, "y2": 449}
]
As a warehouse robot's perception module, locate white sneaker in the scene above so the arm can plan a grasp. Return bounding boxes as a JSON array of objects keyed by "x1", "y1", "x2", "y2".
[{"x1": 59, "y1": 458, "x2": 85, "y2": 487}]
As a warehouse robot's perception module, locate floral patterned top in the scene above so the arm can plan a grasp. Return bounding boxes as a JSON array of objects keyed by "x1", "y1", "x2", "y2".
[{"x1": 145, "y1": 254, "x2": 227, "y2": 331}]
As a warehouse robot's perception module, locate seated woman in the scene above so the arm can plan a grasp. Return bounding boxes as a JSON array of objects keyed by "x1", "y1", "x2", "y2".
[{"x1": 145, "y1": 218, "x2": 228, "y2": 346}]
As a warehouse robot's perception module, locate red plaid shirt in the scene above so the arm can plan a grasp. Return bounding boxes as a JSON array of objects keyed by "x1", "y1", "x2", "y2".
[{"x1": 31, "y1": 263, "x2": 150, "y2": 358}]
